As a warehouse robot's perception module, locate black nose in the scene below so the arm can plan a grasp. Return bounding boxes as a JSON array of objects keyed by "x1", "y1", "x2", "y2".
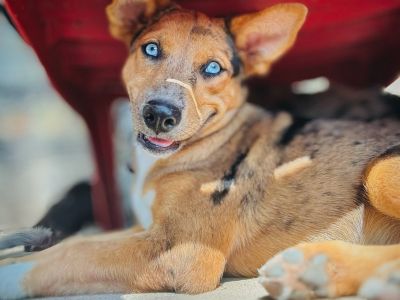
[{"x1": 142, "y1": 100, "x2": 181, "y2": 134}]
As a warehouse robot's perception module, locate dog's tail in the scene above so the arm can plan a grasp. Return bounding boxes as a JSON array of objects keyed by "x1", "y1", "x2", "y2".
[{"x1": 0, "y1": 227, "x2": 53, "y2": 251}]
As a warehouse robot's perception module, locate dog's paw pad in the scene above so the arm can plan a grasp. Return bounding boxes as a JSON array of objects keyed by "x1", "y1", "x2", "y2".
[
  {"x1": 282, "y1": 248, "x2": 304, "y2": 264},
  {"x1": 259, "y1": 262, "x2": 285, "y2": 278},
  {"x1": 299, "y1": 254, "x2": 328, "y2": 288},
  {"x1": 258, "y1": 247, "x2": 331, "y2": 300},
  {"x1": 359, "y1": 268, "x2": 400, "y2": 300}
]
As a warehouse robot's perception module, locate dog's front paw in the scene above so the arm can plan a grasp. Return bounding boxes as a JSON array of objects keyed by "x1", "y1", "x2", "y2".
[
  {"x1": 358, "y1": 260, "x2": 400, "y2": 300},
  {"x1": 258, "y1": 240, "x2": 366, "y2": 300}
]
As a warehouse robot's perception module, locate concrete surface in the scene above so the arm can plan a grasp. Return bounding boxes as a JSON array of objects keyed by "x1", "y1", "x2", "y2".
[{"x1": 31, "y1": 278, "x2": 265, "y2": 300}]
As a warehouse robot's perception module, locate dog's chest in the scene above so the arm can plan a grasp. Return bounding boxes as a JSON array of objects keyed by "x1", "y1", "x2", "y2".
[{"x1": 132, "y1": 145, "x2": 158, "y2": 229}]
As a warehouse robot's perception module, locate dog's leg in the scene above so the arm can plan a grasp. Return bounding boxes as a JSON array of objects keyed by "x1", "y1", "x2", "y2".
[
  {"x1": 354, "y1": 151, "x2": 400, "y2": 300},
  {"x1": 365, "y1": 149, "x2": 400, "y2": 219},
  {"x1": 0, "y1": 227, "x2": 226, "y2": 299},
  {"x1": 258, "y1": 241, "x2": 400, "y2": 300},
  {"x1": 258, "y1": 148, "x2": 400, "y2": 299}
]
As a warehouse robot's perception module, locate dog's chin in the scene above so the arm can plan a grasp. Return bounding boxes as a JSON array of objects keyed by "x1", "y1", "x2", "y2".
[{"x1": 137, "y1": 133, "x2": 180, "y2": 155}]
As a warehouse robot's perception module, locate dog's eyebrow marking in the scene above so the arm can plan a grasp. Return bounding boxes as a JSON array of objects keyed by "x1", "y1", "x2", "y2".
[
  {"x1": 190, "y1": 25, "x2": 212, "y2": 36},
  {"x1": 273, "y1": 156, "x2": 312, "y2": 180},
  {"x1": 211, "y1": 150, "x2": 248, "y2": 205},
  {"x1": 166, "y1": 78, "x2": 201, "y2": 119}
]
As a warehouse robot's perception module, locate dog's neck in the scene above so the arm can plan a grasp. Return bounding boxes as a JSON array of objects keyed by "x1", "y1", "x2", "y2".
[
  {"x1": 143, "y1": 104, "x2": 267, "y2": 179},
  {"x1": 131, "y1": 103, "x2": 268, "y2": 228}
]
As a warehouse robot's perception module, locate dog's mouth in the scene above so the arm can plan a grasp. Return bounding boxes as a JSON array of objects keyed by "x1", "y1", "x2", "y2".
[{"x1": 137, "y1": 133, "x2": 180, "y2": 154}]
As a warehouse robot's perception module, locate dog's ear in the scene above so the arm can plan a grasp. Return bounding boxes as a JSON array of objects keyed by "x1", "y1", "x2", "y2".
[
  {"x1": 106, "y1": 0, "x2": 172, "y2": 45},
  {"x1": 230, "y1": 3, "x2": 307, "y2": 77}
]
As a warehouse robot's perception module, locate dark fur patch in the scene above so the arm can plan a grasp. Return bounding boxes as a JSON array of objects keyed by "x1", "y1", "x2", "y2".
[
  {"x1": 230, "y1": 53, "x2": 241, "y2": 78},
  {"x1": 190, "y1": 25, "x2": 212, "y2": 36},
  {"x1": 382, "y1": 93, "x2": 400, "y2": 117},
  {"x1": 277, "y1": 116, "x2": 311, "y2": 146},
  {"x1": 167, "y1": 268, "x2": 176, "y2": 279},
  {"x1": 240, "y1": 194, "x2": 250, "y2": 207},
  {"x1": 130, "y1": 26, "x2": 147, "y2": 48},
  {"x1": 310, "y1": 149, "x2": 319, "y2": 159},
  {"x1": 165, "y1": 240, "x2": 172, "y2": 251},
  {"x1": 354, "y1": 183, "x2": 368, "y2": 206},
  {"x1": 212, "y1": 150, "x2": 248, "y2": 205},
  {"x1": 284, "y1": 218, "x2": 296, "y2": 230},
  {"x1": 379, "y1": 144, "x2": 400, "y2": 160},
  {"x1": 224, "y1": 17, "x2": 241, "y2": 77},
  {"x1": 25, "y1": 181, "x2": 94, "y2": 251}
]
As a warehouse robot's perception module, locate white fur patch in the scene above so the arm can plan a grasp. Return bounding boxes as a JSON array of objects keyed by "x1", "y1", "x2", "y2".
[
  {"x1": 132, "y1": 144, "x2": 158, "y2": 229},
  {"x1": 0, "y1": 262, "x2": 34, "y2": 299},
  {"x1": 200, "y1": 180, "x2": 220, "y2": 193},
  {"x1": 273, "y1": 156, "x2": 312, "y2": 180}
]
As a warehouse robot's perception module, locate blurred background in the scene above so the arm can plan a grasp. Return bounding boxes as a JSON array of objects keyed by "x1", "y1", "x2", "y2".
[{"x1": 0, "y1": 12, "x2": 93, "y2": 229}]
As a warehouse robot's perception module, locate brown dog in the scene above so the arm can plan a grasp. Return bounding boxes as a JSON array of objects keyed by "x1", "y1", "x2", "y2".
[{"x1": 1, "y1": 1, "x2": 400, "y2": 299}]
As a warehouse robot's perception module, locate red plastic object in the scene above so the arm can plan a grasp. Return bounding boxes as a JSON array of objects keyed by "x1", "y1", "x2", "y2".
[{"x1": 4, "y1": 0, "x2": 400, "y2": 229}]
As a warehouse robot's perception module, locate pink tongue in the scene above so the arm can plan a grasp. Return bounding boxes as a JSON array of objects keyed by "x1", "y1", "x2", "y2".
[{"x1": 148, "y1": 137, "x2": 174, "y2": 147}]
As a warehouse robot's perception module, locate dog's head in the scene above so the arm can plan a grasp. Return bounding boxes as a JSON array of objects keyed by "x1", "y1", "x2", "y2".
[{"x1": 107, "y1": 0, "x2": 307, "y2": 155}]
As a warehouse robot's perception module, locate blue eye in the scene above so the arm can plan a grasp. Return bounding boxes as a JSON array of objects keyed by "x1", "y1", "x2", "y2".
[
  {"x1": 203, "y1": 61, "x2": 222, "y2": 76},
  {"x1": 143, "y1": 42, "x2": 160, "y2": 58}
]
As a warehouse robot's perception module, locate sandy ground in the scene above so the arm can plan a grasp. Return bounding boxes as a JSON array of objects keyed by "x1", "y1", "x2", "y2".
[{"x1": 31, "y1": 278, "x2": 266, "y2": 300}]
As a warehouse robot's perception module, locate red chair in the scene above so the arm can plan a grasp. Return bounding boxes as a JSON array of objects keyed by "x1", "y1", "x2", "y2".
[{"x1": 4, "y1": 0, "x2": 400, "y2": 229}]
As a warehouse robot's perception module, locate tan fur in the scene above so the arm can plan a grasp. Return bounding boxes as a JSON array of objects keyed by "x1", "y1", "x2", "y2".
[
  {"x1": 230, "y1": 3, "x2": 307, "y2": 76},
  {"x1": 107, "y1": 0, "x2": 171, "y2": 44},
  {"x1": 366, "y1": 157, "x2": 400, "y2": 219},
  {"x1": 1, "y1": 1, "x2": 400, "y2": 299},
  {"x1": 165, "y1": 78, "x2": 201, "y2": 118}
]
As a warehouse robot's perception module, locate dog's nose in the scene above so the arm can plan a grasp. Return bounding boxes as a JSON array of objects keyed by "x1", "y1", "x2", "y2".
[{"x1": 142, "y1": 100, "x2": 181, "y2": 134}]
